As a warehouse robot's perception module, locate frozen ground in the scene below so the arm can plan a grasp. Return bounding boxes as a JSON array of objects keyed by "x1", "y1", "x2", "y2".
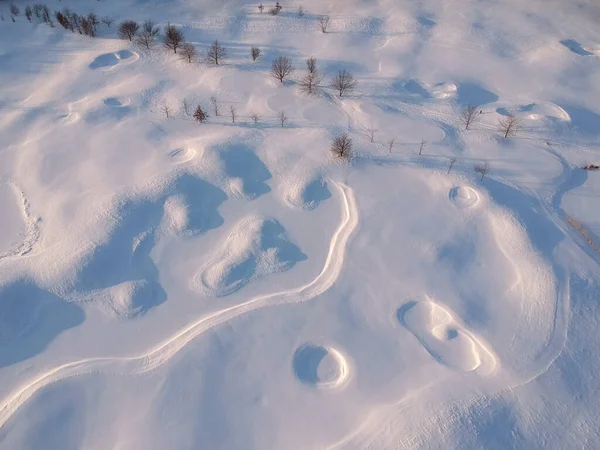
[{"x1": 1, "y1": 0, "x2": 600, "y2": 448}]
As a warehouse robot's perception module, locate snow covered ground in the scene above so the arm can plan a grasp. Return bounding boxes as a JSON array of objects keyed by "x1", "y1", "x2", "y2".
[{"x1": 1, "y1": 0, "x2": 600, "y2": 448}]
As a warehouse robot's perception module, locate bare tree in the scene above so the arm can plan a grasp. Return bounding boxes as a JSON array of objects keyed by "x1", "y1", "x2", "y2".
[
  {"x1": 10, "y1": 4, "x2": 19, "y2": 18},
  {"x1": 498, "y1": 115, "x2": 521, "y2": 138},
  {"x1": 229, "y1": 105, "x2": 237, "y2": 123},
  {"x1": 182, "y1": 98, "x2": 190, "y2": 116},
  {"x1": 306, "y1": 57, "x2": 317, "y2": 75},
  {"x1": 251, "y1": 47, "x2": 261, "y2": 61},
  {"x1": 419, "y1": 139, "x2": 427, "y2": 155},
  {"x1": 136, "y1": 20, "x2": 159, "y2": 50},
  {"x1": 277, "y1": 110, "x2": 288, "y2": 127},
  {"x1": 163, "y1": 23, "x2": 184, "y2": 54},
  {"x1": 299, "y1": 70, "x2": 322, "y2": 95},
  {"x1": 258, "y1": 4, "x2": 264, "y2": 13},
  {"x1": 447, "y1": 157, "x2": 457, "y2": 174},
  {"x1": 475, "y1": 162, "x2": 490, "y2": 181},
  {"x1": 271, "y1": 56, "x2": 294, "y2": 83},
  {"x1": 101, "y1": 16, "x2": 114, "y2": 27},
  {"x1": 161, "y1": 100, "x2": 172, "y2": 118},
  {"x1": 209, "y1": 96, "x2": 221, "y2": 116},
  {"x1": 81, "y1": 17, "x2": 95, "y2": 37},
  {"x1": 270, "y1": 2, "x2": 282, "y2": 15},
  {"x1": 460, "y1": 104, "x2": 479, "y2": 130},
  {"x1": 298, "y1": 6, "x2": 305, "y2": 17},
  {"x1": 25, "y1": 6, "x2": 32, "y2": 22},
  {"x1": 331, "y1": 133, "x2": 353, "y2": 159},
  {"x1": 87, "y1": 13, "x2": 99, "y2": 33},
  {"x1": 181, "y1": 42, "x2": 197, "y2": 63},
  {"x1": 250, "y1": 112, "x2": 260, "y2": 123},
  {"x1": 386, "y1": 138, "x2": 396, "y2": 153},
  {"x1": 331, "y1": 70, "x2": 357, "y2": 97},
  {"x1": 42, "y1": 6, "x2": 51, "y2": 26},
  {"x1": 118, "y1": 20, "x2": 139, "y2": 41},
  {"x1": 318, "y1": 15, "x2": 330, "y2": 33},
  {"x1": 193, "y1": 105, "x2": 209, "y2": 123},
  {"x1": 206, "y1": 39, "x2": 227, "y2": 65},
  {"x1": 364, "y1": 125, "x2": 378, "y2": 143}
]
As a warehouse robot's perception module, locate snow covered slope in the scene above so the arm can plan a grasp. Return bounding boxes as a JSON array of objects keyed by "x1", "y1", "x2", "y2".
[{"x1": 1, "y1": 0, "x2": 600, "y2": 448}]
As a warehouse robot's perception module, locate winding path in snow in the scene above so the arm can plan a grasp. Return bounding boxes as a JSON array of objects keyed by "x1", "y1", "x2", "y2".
[{"x1": 0, "y1": 181, "x2": 358, "y2": 430}]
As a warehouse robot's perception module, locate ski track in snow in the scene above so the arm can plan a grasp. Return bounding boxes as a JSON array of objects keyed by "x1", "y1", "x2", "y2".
[
  {"x1": 0, "y1": 181, "x2": 358, "y2": 430},
  {"x1": 0, "y1": 181, "x2": 41, "y2": 261}
]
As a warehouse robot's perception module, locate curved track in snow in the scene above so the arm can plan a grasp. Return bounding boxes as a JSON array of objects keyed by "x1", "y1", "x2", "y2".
[{"x1": 0, "y1": 181, "x2": 358, "y2": 430}]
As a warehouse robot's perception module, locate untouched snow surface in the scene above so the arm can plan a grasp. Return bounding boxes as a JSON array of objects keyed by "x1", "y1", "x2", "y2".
[{"x1": 1, "y1": 0, "x2": 600, "y2": 448}]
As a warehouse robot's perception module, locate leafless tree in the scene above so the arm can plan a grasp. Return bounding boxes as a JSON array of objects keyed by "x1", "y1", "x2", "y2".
[
  {"x1": 25, "y1": 6, "x2": 32, "y2": 22},
  {"x1": 161, "y1": 100, "x2": 172, "y2": 118},
  {"x1": 33, "y1": 4, "x2": 42, "y2": 19},
  {"x1": 306, "y1": 57, "x2": 317, "y2": 75},
  {"x1": 163, "y1": 23, "x2": 184, "y2": 54},
  {"x1": 87, "y1": 13, "x2": 99, "y2": 32},
  {"x1": 447, "y1": 157, "x2": 457, "y2": 174},
  {"x1": 101, "y1": 16, "x2": 114, "y2": 27},
  {"x1": 474, "y1": 162, "x2": 490, "y2": 181},
  {"x1": 331, "y1": 70, "x2": 357, "y2": 97},
  {"x1": 42, "y1": 5, "x2": 51, "y2": 26},
  {"x1": 136, "y1": 21, "x2": 159, "y2": 50},
  {"x1": 498, "y1": 115, "x2": 521, "y2": 138},
  {"x1": 182, "y1": 98, "x2": 190, "y2": 116},
  {"x1": 206, "y1": 40, "x2": 227, "y2": 65},
  {"x1": 193, "y1": 105, "x2": 209, "y2": 123},
  {"x1": 81, "y1": 17, "x2": 94, "y2": 36},
  {"x1": 386, "y1": 138, "x2": 396, "y2": 153},
  {"x1": 277, "y1": 110, "x2": 288, "y2": 127},
  {"x1": 249, "y1": 112, "x2": 260, "y2": 123},
  {"x1": 318, "y1": 15, "x2": 330, "y2": 33},
  {"x1": 258, "y1": 4, "x2": 264, "y2": 13},
  {"x1": 270, "y1": 2, "x2": 282, "y2": 15},
  {"x1": 209, "y1": 96, "x2": 221, "y2": 116},
  {"x1": 251, "y1": 47, "x2": 261, "y2": 61},
  {"x1": 181, "y1": 42, "x2": 197, "y2": 63},
  {"x1": 299, "y1": 70, "x2": 322, "y2": 95},
  {"x1": 331, "y1": 133, "x2": 353, "y2": 159},
  {"x1": 10, "y1": 4, "x2": 19, "y2": 17},
  {"x1": 419, "y1": 139, "x2": 427, "y2": 155},
  {"x1": 460, "y1": 104, "x2": 479, "y2": 130},
  {"x1": 271, "y1": 56, "x2": 294, "y2": 83},
  {"x1": 118, "y1": 20, "x2": 139, "y2": 41},
  {"x1": 364, "y1": 125, "x2": 378, "y2": 143},
  {"x1": 229, "y1": 104, "x2": 237, "y2": 123},
  {"x1": 298, "y1": 6, "x2": 305, "y2": 17}
]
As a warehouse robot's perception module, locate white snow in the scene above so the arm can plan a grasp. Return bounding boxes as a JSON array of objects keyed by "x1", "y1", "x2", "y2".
[{"x1": 1, "y1": 0, "x2": 600, "y2": 448}]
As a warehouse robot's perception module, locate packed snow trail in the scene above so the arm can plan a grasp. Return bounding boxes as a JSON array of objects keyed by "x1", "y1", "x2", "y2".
[{"x1": 0, "y1": 181, "x2": 358, "y2": 431}]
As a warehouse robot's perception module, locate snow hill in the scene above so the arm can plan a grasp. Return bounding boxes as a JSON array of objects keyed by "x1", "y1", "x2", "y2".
[{"x1": 1, "y1": 0, "x2": 600, "y2": 448}]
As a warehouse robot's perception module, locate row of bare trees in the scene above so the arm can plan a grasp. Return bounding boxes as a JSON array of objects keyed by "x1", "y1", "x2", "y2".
[{"x1": 460, "y1": 104, "x2": 521, "y2": 138}]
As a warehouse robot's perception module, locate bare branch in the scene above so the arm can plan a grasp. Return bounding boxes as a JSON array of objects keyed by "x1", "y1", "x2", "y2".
[
  {"x1": 331, "y1": 133, "x2": 353, "y2": 160},
  {"x1": 271, "y1": 56, "x2": 294, "y2": 83},
  {"x1": 474, "y1": 162, "x2": 490, "y2": 181},
  {"x1": 460, "y1": 104, "x2": 479, "y2": 130},
  {"x1": 251, "y1": 46, "x2": 261, "y2": 61},
  {"x1": 180, "y1": 42, "x2": 197, "y2": 63},
  {"x1": 331, "y1": 70, "x2": 357, "y2": 97},
  {"x1": 229, "y1": 104, "x2": 237, "y2": 123},
  {"x1": 209, "y1": 96, "x2": 220, "y2": 116},
  {"x1": 276, "y1": 110, "x2": 288, "y2": 127},
  {"x1": 118, "y1": 20, "x2": 139, "y2": 41},
  {"x1": 249, "y1": 112, "x2": 260, "y2": 124},
  {"x1": 363, "y1": 125, "x2": 378, "y2": 143},
  {"x1": 318, "y1": 15, "x2": 330, "y2": 33},
  {"x1": 161, "y1": 100, "x2": 172, "y2": 118},
  {"x1": 206, "y1": 40, "x2": 227, "y2": 65},
  {"x1": 163, "y1": 23, "x2": 184, "y2": 54},
  {"x1": 386, "y1": 138, "x2": 396, "y2": 153},
  {"x1": 498, "y1": 115, "x2": 521, "y2": 138}
]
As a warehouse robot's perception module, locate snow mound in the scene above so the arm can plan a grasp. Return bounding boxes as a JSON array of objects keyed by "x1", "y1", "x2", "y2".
[
  {"x1": 284, "y1": 177, "x2": 331, "y2": 210},
  {"x1": 449, "y1": 186, "x2": 481, "y2": 209},
  {"x1": 399, "y1": 299, "x2": 490, "y2": 372},
  {"x1": 89, "y1": 50, "x2": 138, "y2": 71},
  {"x1": 105, "y1": 280, "x2": 157, "y2": 319},
  {"x1": 218, "y1": 145, "x2": 272, "y2": 200},
  {"x1": 293, "y1": 344, "x2": 349, "y2": 389},
  {"x1": 193, "y1": 216, "x2": 306, "y2": 297},
  {"x1": 168, "y1": 147, "x2": 196, "y2": 164},
  {"x1": 432, "y1": 82, "x2": 458, "y2": 99}
]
